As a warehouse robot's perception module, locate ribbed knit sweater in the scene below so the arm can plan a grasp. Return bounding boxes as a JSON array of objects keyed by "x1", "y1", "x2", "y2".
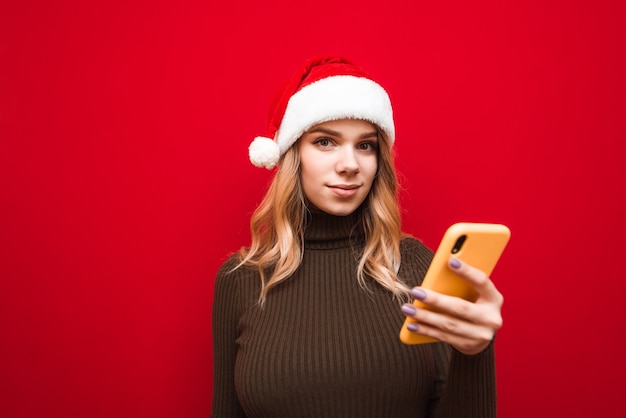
[{"x1": 211, "y1": 209, "x2": 497, "y2": 417}]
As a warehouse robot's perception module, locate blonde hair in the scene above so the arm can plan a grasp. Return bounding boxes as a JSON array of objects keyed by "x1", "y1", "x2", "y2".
[{"x1": 236, "y1": 131, "x2": 411, "y2": 305}]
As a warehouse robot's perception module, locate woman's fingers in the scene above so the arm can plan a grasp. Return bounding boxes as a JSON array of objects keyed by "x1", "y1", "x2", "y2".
[
  {"x1": 401, "y1": 301, "x2": 497, "y2": 354},
  {"x1": 400, "y1": 258, "x2": 505, "y2": 354},
  {"x1": 448, "y1": 257, "x2": 504, "y2": 306}
]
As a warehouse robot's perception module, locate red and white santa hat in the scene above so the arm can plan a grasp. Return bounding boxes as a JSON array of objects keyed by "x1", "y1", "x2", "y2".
[{"x1": 249, "y1": 55, "x2": 395, "y2": 169}]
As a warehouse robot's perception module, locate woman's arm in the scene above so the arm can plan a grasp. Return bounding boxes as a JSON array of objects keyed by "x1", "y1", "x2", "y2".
[
  {"x1": 431, "y1": 341, "x2": 497, "y2": 417},
  {"x1": 402, "y1": 257, "x2": 501, "y2": 416},
  {"x1": 211, "y1": 258, "x2": 247, "y2": 417}
]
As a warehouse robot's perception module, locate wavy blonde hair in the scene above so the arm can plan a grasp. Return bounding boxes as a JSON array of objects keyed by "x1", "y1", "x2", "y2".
[{"x1": 236, "y1": 129, "x2": 411, "y2": 305}]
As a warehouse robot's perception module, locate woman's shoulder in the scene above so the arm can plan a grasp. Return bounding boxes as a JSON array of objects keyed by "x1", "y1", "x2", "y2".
[
  {"x1": 399, "y1": 235, "x2": 434, "y2": 286},
  {"x1": 213, "y1": 252, "x2": 262, "y2": 320},
  {"x1": 400, "y1": 234, "x2": 434, "y2": 258},
  {"x1": 216, "y1": 252, "x2": 244, "y2": 275},
  {"x1": 214, "y1": 251, "x2": 262, "y2": 296}
]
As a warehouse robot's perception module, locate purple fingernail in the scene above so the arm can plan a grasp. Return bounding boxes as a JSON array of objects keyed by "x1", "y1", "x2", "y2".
[
  {"x1": 411, "y1": 288, "x2": 426, "y2": 301},
  {"x1": 401, "y1": 304, "x2": 417, "y2": 316},
  {"x1": 407, "y1": 322, "x2": 419, "y2": 332},
  {"x1": 449, "y1": 257, "x2": 462, "y2": 269}
]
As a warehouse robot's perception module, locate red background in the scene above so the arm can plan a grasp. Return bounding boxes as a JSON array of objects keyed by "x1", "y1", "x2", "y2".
[{"x1": 1, "y1": 1, "x2": 624, "y2": 417}]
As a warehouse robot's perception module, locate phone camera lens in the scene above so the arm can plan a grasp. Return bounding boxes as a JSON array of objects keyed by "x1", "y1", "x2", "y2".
[{"x1": 451, "y1": 235, "x2": 467, "y2": 254}]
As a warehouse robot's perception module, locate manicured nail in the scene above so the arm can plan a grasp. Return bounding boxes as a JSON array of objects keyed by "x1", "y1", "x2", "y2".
[
  {"x1": 449, "y1": 257, "x2": 462, "y2": 269},
  {"x1": 407, "y1": 322, "x2": 419, "y2": 332},
  {"x1": 401, "y1": 304, "x2": 417, "y2": 316},
  {"x1": 411, "y1": 288, "x2": 427, "y2": 301}
]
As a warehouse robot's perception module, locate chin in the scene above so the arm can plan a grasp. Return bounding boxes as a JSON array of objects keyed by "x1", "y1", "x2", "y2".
[{"x1": 320, "y1": 204, "x2": 360, "y2": 216}]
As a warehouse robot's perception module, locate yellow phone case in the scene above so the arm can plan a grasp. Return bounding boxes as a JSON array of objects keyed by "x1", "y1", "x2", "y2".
[{"x1": 399, "y1": 222, "x2": 511, "y2": 345}]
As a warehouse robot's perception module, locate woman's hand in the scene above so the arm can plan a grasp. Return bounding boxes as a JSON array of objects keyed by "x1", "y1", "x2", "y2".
[{"x1": 401, "y1": 258, "x2": 504, "y2": 355}]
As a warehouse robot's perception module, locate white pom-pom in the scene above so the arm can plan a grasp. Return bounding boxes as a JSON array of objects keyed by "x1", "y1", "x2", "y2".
[{"x1": 249, "y1": 136, "x2": 280, "y2": 169}]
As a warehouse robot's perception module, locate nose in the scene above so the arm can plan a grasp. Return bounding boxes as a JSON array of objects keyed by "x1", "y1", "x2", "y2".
[{"x1": 336, "y1": 147, "x2": 360, "y2": 175}]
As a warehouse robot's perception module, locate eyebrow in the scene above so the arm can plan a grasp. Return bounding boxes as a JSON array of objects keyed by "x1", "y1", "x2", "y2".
[{"x1": 306, "y1": 127, "x2": 379, "y2": 139}]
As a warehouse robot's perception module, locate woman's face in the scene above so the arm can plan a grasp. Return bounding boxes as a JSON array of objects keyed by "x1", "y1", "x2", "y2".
[{"x1": 298, "y1": 119, "x2": 379, "y2": 216}]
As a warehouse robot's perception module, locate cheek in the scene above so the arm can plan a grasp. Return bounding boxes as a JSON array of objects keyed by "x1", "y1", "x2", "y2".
[
  {"x1": 363, "y1": 157, "x2": 378, "y2": 183},
  {"x1": 299, "y1": 161, "x2": 314, "y2": 184},
  {"x1": 299, "y1": 150, "x2": 329, "y2": 182},
  {"x1": 299, "y1": 162, "x2": 319, "y2": 198}
]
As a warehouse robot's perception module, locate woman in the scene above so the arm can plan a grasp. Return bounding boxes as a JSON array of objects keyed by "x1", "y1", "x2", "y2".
[{"x1": 211, "y1": 56, "x2": 503, "y2": 417}]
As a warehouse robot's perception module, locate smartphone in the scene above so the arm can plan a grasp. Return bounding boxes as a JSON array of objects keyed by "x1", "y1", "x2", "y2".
[{"x1": 399, "y1": 222, "x2": 511, "y2": 345}]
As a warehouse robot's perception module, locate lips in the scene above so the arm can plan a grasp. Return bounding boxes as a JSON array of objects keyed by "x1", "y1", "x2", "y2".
[{"x1": 328, "y1": 184, "x2": 360, "y2": 198}]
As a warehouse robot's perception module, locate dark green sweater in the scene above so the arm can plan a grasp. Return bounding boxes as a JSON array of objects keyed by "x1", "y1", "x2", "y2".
[{"x1": 211, "y1": 210, "x2": 496, "y2": 417}]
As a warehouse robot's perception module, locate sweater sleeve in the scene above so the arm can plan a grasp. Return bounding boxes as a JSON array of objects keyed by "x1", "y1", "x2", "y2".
[
  {"x1": 400, "y1": 237, "x2": 497, "y2": 417},
  {"x1": 210, "y1": 256, "x2": 247, "y2": 418},
  {"x1": 431, "y1": 341, "x2": 497, "y2": 418}
]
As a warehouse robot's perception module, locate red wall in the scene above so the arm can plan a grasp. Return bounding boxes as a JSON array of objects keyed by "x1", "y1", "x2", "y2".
[{"x1": 1, "y1": 1, "x2": 624, "y2": 417}]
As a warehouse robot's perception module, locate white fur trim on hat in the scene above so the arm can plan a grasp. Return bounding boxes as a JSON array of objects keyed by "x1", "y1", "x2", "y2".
[
  {"x1": 249, "y1": 136, "x2": 281, "y2": 169},
  {"x1": 275, "y1": 75, "x2": 394, "y2": 155}
]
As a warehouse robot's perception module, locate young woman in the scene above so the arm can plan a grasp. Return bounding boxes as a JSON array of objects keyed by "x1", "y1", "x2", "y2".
[{"x1": 211, "y1": 56, "x2": 503, "y2": 417}]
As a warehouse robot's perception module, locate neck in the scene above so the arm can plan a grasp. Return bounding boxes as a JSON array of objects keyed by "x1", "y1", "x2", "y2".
[{"x1": 303, "y1": 205, "x2": 365, "y2": 250}]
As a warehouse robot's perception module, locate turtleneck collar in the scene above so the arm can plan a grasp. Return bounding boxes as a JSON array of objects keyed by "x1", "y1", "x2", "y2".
[{"x1": 303, "y1": 205, "x2": 366, "y2": 250}]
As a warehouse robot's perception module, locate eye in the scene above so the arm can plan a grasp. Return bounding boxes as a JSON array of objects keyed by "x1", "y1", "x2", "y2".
[
  {"x1": 358, "y1": 141, "x2": 378, "y2": 152},
  {"x1": 313, "y1": 137, "x2": 333, "y2": 148}
]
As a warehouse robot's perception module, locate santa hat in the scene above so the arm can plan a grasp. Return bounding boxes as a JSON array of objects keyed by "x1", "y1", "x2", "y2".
[{"x1": 249, "y1": 55, "x2": 395, "y2": 169}]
